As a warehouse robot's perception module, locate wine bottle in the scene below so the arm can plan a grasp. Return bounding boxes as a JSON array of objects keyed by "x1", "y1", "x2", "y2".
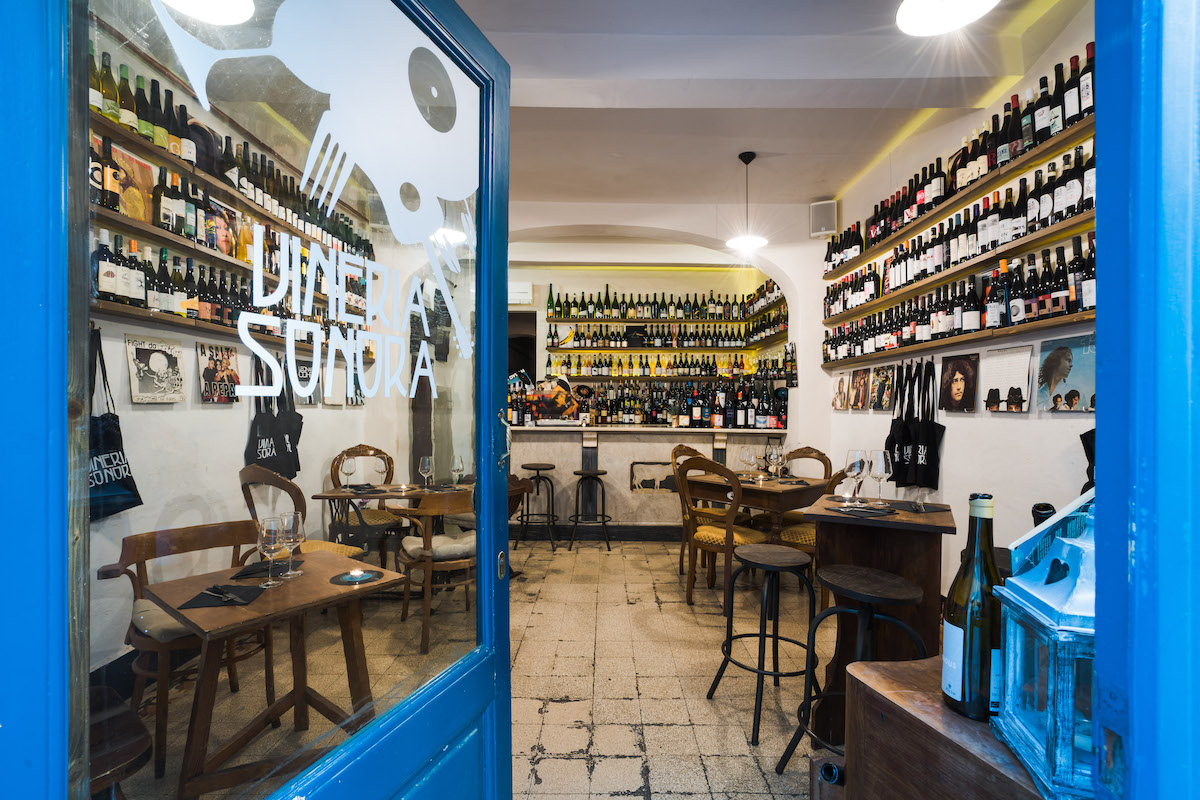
[
  {"x1": 99, "y1": 52, "x2": 119, "y2": 122},
  {"x1": 163, "y1": 89, "x2": 181, "y2": 157},
  {"x1": 546, "y1": 283, "x2": 554, "y2": 317},
  {"x1": 100, "y1": 136, "x2": 121, "y2": 212},
  {"x1": 942, "y1": 493, "x2": 1003, "y2": 721},
  {"x1": 183, "y1": 258, "x2": 199, "y2": 319},
  {"x1": 111, "y1": 234, "x2": 132, "y2": 305},
  {"x1": 152, "y1": 167, "x2": 170, "y2": 230},
  {"x1": 1008, "y1": 258, "x2": 1027, "y2": 324},
  {"x1": 88, "y1": 41, "x2": 102, "y2": 111},
  {"x1": 1079, "y1": 42, "x2": 1095, "y2": 117},
  {"x1": 1081, "y1": 233, "x2": 1097, "y2": 311},
  {"x1": 1007, "y1": 94, "x2": 1025, "y2": 159},
  {"x1": 92, "y1": 229, "x2": 118, "y2": 302},
  {"x1": 1064, "y1": 55, "x2": 1082, "y2": 127},
  {"x1": 116, "y1": 64, "x2": 137, "y2": 130},
  {"x1": 1033, "y1": 76, "x2": 1052, "y2": 145},
  {"x1": 170, "y1": 255, "x2": 186, "y2": 317},
  {"x1": 150, "y1": 79, "x2": 168, "y2": 149},
  {"x1": 961, "y1": 276, "x2": 981, "y2": 333},
  {"x1": 154, "y1": 246, "x2": 171, "y2": 312},
  {"x1": 1048, "y1": 63, "x2": 1067, "y2": 137},
  {"x1": 1081, "y1": 144, "x2": 1096, "y2": 211},
  {"x1": 177, "y1": 104, "x2": 196, "y2": 164},
  {"x1": 140, "y1": 244, "x2": 156, "y2": 310},
  {"x1": 132, "y1": 76, "x2": 152, "y2": 139}
]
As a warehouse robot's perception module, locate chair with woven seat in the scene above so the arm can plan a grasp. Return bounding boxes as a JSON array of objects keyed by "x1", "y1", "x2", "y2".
[
  {"x1": 671, "y1": 444, "x2": 752, "y2": 575},
  {"x1": 330, "y1": 444, "x2": 406, "y2": 569},
  {"x1": 240, "y1": 464, "x2": 367, "y2": 561},
  {"x1": 96, "y1": 521, "x2": 276, "y2": 779},
  {"x1": 750, "y1": 446, "x2": 833, "y2": 531},
  {"x1": 677, "y1": 456, "x2": 769, "y2": 608},
  {"x1": 391, "y1": 489, "x2": 478, "y2": 653}
]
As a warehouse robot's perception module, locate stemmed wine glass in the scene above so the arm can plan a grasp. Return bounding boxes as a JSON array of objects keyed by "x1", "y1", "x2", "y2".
[
  {"x1": 843, "y1": 449, "x2": 870, "y2": 507},
  {"x1": 765, "y1": 443, "x2": 783, "y2": 479},
  {"x1": 451, "y1": 455, "x2": 465, "y2": 485},
  {"x1": 868, "y1": 449, "x2": 893, "y2": 506},
  {"x1": 257, "y1": 517, "x2": 285, "y2": 589},
  {"x1": 419, "y1": 456, "x2": 433, "y2": 487},
  {"x1": 739, "y1": 446, "x2": 756, "y2": 478},
  {"x1": 280, "y1": 512, "x2": 305, "y2": 579},
  {"x1": 340, "y1": 456, "x2": 357, "y2": 485},
  {"x1": 374, "y1": 456, "x2": 388, "y2": 486}
]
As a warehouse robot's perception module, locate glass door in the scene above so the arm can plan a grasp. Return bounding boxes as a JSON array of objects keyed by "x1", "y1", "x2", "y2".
[{"x1": 72, "y1": 0, "x2": 510, "y2": 798}]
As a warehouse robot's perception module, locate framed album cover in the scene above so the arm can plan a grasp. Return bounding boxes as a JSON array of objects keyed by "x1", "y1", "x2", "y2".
[
  {"x1": 196, "y1": 342, "x2": 241, "y2": 404},
  {"x1": 125, "y1": 334, "x2": 185, "y2": 403}
]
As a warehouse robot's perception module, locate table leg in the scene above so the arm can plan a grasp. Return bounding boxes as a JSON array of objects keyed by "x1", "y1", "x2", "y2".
[
  {"x1": 338, "y1": 599, "x2": 374, "y2": 727},
  {"x1": 770, "y1": 510, "x2": 783, "y2": 543},
  {"x1": 290, "y1": 614, "x2": 309, "y2": 731},
  {"x1": 177, "y1": 637, "x2": 225, "y2": 800}
]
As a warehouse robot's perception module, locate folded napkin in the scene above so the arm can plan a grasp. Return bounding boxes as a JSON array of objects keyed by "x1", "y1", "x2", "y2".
[
  {"x1": 832, "y1": 507, "x2": 898, "y2": 518},
  {"x1": 346, "y1": 483, "x2": 375, "y2": 491},
  {"x1": 776, "y1": 478, "x2": 809, "y2": 486},
  {"x1": 180, "y1": 584, "x2": 266, "y2": 609},
  {"x1": 230, "y1": 559, "x2": 303, "y2": 580},
  {"x1": 888, "y1": 500, "x2": 949, "y2": 514}
]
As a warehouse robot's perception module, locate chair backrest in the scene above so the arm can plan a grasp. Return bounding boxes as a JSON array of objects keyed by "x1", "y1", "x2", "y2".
[
  {"x1": 239, "y1": 464, "x2": 306, "y2": 524},
  {"x1": 331, "y1": 443, "x2": 395, "y2": 488},
  {"x1": 784, "y1": 446, "x2": 832, "y2": 480},
  {"x1": 508, "y1": 476, "x2": 533, "y2": 519},
  {"x1": 670, "y1": 444, "x2": 705, "y2": 518},
  {"x1": 676, "y1": 456, "x2": 743, "y2": 535},
  {"x1": 96, "y1": 520, "x2": 261, "y2": 600},
  {"x1": 824, "y1": 468, "x2": 849, "y2": 494}
]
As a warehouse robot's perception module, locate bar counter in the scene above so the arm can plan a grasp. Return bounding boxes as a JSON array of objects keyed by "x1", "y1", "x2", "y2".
[{"x1": 510, "y1": 425, "x2": 785, "y2": 530}]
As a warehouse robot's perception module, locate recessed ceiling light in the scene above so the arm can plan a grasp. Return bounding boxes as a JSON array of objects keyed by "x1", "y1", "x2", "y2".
[
  {"x1": 161, "y1": 0, "x2": 255, "y2": 26},
  {"x1": 896, "y1": 0, "x2": 1001, "y2": 37}
]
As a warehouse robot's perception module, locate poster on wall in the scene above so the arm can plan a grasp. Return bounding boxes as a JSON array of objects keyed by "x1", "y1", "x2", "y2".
[
  {"x1": 831, "y1": 374, "x2": 848, "y2": 411},
  {"x1": 91, "y1": 134, "x2": 155, "y2": 223},
  {"x1": 870, "y1": 365, "x2": 895, "y2": 410},
  {"x1": 849, "y1": 369, "x2": 870, "y2": 410},
  {"x1": 938, "y1": 353, "x2": 980, "y2": 413},
  {"x1": 197, "y1": 342, "x2": 241, "y2": 403},
  {"x1": 1037, "y1": 333, "x2": 1096, "y2": 412},
  {"x1": 125, "y1": 335, "x2": 185, "y2": 403},
  {"x1": 981, "y1": 346, "x2": 1032, "y2": 413}
]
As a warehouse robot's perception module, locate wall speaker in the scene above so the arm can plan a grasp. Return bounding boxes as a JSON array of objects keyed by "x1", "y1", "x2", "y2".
[{"x1": 810, "y1": 200, "x2": 838, "y2": 238}]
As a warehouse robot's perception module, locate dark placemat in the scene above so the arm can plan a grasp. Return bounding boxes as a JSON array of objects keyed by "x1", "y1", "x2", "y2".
[
  {"x1": 887, "y1": 500, "x2": 951, "y2": 514},
  {"x1": 777, "y1": 478, "x2": 809, "y2": 486},
  {"x1": 231, "y1": 559, "x2": 302, "y2": 580},
  {"x1": 832, "y1": 507, "x2": 898, "y2": 518},
  {"x1": 180, "y1": 584, "x2": 266, "y2": 609}
]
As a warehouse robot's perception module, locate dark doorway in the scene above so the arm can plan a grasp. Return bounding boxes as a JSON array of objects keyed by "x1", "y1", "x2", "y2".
[{"x1": 509, "y1": 311, "x2": 537, "y2": 381}]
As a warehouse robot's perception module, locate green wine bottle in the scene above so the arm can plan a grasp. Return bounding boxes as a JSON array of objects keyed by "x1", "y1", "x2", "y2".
[{"x1": 942, "y1": 492, "x2": 1003, "y2": 720}]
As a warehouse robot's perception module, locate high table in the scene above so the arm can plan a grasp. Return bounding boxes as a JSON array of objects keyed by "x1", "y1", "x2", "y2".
[
  {"x1": 143, "y1": 551, "x2": 403, "y2": 799},
  {"x1": 801, "y1": 494, "x2": 956, "y2": 745},
  {"x1": 685, "y1": 472, "x2": 827, "y2": 538}
]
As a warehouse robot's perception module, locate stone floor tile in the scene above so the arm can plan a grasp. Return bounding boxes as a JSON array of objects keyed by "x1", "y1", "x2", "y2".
[
  {"x1": 590, "y1": 724, "x2": 642, "y2": 756},
  {"x1": 701, "y1": 755, "x2": 771, "y2": 794},
  {"x1": 588, "y1": 756, "x2": 646, "y2": 794},
  {"x1": 647, "y1": 755, "x2": 711, "y2": 794}
]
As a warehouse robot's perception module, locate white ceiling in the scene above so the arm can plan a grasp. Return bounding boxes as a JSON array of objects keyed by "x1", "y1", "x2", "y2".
[{"x1": 455, "y1": 0, "x2": 1089, "y2": 205}]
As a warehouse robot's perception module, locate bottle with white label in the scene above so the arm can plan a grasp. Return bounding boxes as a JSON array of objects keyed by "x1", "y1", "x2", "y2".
[
  {"x1": 92, "y1": 229, "x2": 118, "y2": 302},
  {"x1": 942, "y1": 493, "x2": 1004, "y2": 721}
]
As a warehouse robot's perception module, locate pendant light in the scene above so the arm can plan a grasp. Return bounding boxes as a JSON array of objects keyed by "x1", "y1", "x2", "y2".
[
  {"x1": 725, "y1": 151, "x2": 768, "y2": 253},
  {"x1": 896, "y1": 0, "x2": 1000, "y2": 37}
]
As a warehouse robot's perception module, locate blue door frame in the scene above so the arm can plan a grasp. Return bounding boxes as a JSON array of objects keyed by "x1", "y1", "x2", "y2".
[{"x1": 2, "y1": 0, "x2": 512, "y2": 797}]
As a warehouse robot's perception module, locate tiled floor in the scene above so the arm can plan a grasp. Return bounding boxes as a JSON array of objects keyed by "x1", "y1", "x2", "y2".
[{"x1": 509, "y1": 540, "x2": 831, "y2": 799}]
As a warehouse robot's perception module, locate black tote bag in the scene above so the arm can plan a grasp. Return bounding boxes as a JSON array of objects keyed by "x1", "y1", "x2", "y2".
[
  {"x1": 275, "y1": 355, "x2": 304, "y2": 478},
  {"x1": 886, "y1": 361, "x2": 917, "y2": 487},
  {"x1": 88, "y1": 328, "x2": 143, "y2": 521},
  {"x1": 244, "y1": 357, "x2": 293, "y2": 477},
  {"x1": 906, "y1": 359, "x2": 945, "y2": 489}
]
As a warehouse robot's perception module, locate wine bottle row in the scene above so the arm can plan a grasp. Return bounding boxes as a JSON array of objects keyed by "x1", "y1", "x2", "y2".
[
  {"x1": 547, "y1": 311, "x2": 787, "y2": 350},
  {"x1": 89, "y1": 42, "x2": 373, "y2": 257},
  {"x1": 548, "y1": 343, "x2": 797, "y2": 383},
  {"x1": 509, "y1": 379, "x2": 787, "y2": 430},
  {"x1": 824, "y1": 142, "x2": 1094, "y2": 320},
  {"x1": 546, "y1": 279, "x2": 782, "y2": 322},
  {"x1": 822, "y1": 235, "x2": 1096, "y2": 363},
  {"x1": 825, "y1": 41, "x2": 1095, "y2": 272}
]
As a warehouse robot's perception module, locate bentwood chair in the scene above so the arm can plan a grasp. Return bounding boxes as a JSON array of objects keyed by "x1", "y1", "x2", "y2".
[
  {"x1": 391, "y1": 489, "x2": 478, "y2": 653},
  {"x1": 96, "y1": 521, "x2": 275, "y2": 779},
  {"x1": 671, "y1": 445, "x2": 752, "y2": 575},
  {"x1": 330, "y1": 444, "x2": 406, "y2": 569},
  {"x1": 677, "y1": 456, "x2": 768, "y2": 609},
  {"x1": 239, "y1": 464, "x2": 366, "y2": 560}
]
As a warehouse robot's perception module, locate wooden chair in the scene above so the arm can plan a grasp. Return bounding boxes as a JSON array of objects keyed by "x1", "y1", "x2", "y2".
[
  {"x1": 671, "y1": 444, "x2": 750, "y2": 575},
  {"x1": 677, "y1": 456, "x2": 769, "y2": 608},
  {"x1": 95, "y1": 521, "x2": 275, "y2": 779},
  {"x1": 239, "y1": 464, "x2": 366, "y2": 560},
  {"x1": 392, "y1": 490, "x2": 477, "y2": 653},
  {"x1": 750, "y1": 446, "x2": 833, "y2": 530},
  {"x1": 330, "y1": 444, "x2": 405, "y2": 569}
]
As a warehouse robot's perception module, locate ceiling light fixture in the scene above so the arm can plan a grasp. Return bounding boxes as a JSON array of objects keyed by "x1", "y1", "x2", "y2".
[
  {"x1": 896, "y1": 0, "x2": 1000, "y2": 36},
  {"x1": 161, "y1": 0, "x2": 255, "y2": 26},
  {"x1": 725, "y1": 151, "x2": 768, "y2": 253}
]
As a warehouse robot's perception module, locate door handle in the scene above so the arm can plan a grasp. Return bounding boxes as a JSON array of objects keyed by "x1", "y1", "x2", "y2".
[{"x1": 497, "y1": 409, "x2": 510, "y2": 469}]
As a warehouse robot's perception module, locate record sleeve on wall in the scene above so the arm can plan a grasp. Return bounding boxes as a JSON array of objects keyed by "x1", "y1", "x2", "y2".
[
  {"x1": 196, "y1": 342, "x2": 241, "y2": 404},
  {"x1": 849, "y1": 368, "x2": 870, "y2": 410},
  {"x1": 1038, "y1": 333, "x2": 1096, "y2": 412},
  {"x1": 125, "y1": 335, "x2": 185, "y2": 403},
  {"x1": 981, "y1": 346, "x2": 1032, "y2": 413},
  {"x1": 832, "y1": 374, "x2": 848, "y2": 411},
  {"x1": 870, "y1": 365, "x2": 895, "y2": 410},
  {"x1": 938, "y1": 353, "x2": 979, "y2": 413}
]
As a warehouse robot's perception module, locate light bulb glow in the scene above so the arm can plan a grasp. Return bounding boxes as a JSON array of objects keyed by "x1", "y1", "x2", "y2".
[
  {"x1": 433, "y1": 227, "x2": 468, "y2": 245},
  {"x1": 725, "y1": 234, "x2": 768, "y2": 252},
  {"x1": 895, "y1": 0, "x2": 1001, "y2": 37},
  {"x1": 161, "y1": 0, "x2": 255, "y2": 26}
]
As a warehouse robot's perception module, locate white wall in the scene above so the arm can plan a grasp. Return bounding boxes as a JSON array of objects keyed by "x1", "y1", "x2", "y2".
[{"x1": 830, "y1": 4, "x2": 1096, "y2": 590}]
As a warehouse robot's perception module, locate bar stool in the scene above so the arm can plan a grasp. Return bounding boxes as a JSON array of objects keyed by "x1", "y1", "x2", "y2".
[
  {"x1": 567, "y1": 469, "x2": 612, "y2": 551},
  {"x1": 707, "y1": 544, "x2": 817, "y2": 745},
  {"x1": 516, "y1": 462, "x2": 559, "y2": 551},
  {"x1": 775, "y1": 564, "x2": 927, "y2": 773}
]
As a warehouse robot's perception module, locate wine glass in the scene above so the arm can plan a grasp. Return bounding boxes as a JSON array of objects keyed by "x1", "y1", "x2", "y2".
[
  {"x1": 340, "y1": 456, "x2": 357, "y2": 485},
  {"x1": 374, "y1": 456, "x2": 388, "y2": 486},
  {"x1": 419, "y1": 456, "x2": 433, "y2": 487},
  {"x1": 843, "y1": 449, "x2": 870, "y2": 507},
  {"x1": 279, "y1": 512, "x2": 305, "y2": 579},
  {"x1": 765, "y1": 444, "x2": 783, "y2": 479},
  {"x1": 257, "y1": 517, "x2": 285, "y2": 588},
  {"x1": 868, "y1": 449, "x2": 893, "y2": 506},
  {"x1": 451, "y1": 455, "x2": 465, "y2": 485},
  {"x1": 739, "y1": 446, "x2": 756, "y2": 478}
]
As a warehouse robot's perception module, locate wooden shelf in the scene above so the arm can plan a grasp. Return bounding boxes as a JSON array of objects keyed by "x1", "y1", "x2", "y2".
[
  {"x1": 820, "y1": 310, "x2": 1095, "y2": 371},
  {"x1": 548, "y1": 346, "x2": 745, "y2": 354},
  {"x1": 822, "y1": 210, "x2": 1096, "y2": 327},
  {"x1": 554, "y1": 374, "x2": 787, "y2": 383},
  {"x1": 90, "y1": 299, "x2": 374, "y2": 364},
  {"x1": 823, "y1": 116, "x2": 1096, "y2": 281},
  {"x1": 748, "y1": 329, "x2": 790, "y2": 350}
]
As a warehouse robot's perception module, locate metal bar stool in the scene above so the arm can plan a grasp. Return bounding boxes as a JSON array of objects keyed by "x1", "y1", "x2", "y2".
[
  {"x1": 776, "y1": 563, "x2": 928, "y2": 774},
  {"x1": 567, "y1": 469, "x2": 612, "y2": 551},
  {"x1": 515, "y1": 462, "x2": 558, "y2": 551},
  {"x1": 707, "y1": 544, "x2": 817, "y2": 745}
]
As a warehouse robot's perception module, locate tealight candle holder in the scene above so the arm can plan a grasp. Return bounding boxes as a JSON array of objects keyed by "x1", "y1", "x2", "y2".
[{"x1": 330, "y1": 568, "x2": 384, "y2": 585}]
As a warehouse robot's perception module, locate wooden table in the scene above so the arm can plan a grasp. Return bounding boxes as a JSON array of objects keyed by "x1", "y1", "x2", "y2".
[
  {"x1": 802, "y1": 494, "x2": 956, "y2": 744},
  {"x1": 144, "y1": 550, "x2": 404, "y2": 799},
  {"x1": 685, "y1": 472, "x2": 827, "y2": 538},
  {"x1": 845, "y1": 657, "x2": 1039, "y2": 800}
]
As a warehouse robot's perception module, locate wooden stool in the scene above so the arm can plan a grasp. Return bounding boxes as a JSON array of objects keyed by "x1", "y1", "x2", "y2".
[
  {"x1": 516, "y1": 462, "x2": 559, "y2": 550},
  {"x1": 708, "y1": 544, "x2": 816, "y2": 745},
  {"x1": 776, "y1": 564, "x2": 927, "y2": 773}
]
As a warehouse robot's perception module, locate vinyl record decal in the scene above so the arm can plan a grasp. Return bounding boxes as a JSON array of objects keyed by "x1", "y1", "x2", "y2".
[{"x1": 409, "y1": 47, "x2": 457, "y2": 133}]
